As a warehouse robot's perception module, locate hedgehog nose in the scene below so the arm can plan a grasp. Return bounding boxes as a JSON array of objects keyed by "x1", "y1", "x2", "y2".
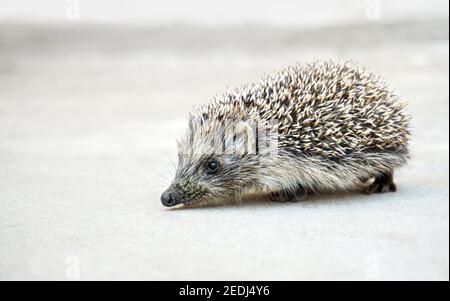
[{"x1": 161, "y1": 191, "x2": 178, "y2": 207}]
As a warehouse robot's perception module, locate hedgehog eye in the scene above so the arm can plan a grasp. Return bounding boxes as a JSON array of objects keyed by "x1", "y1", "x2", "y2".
[{"x1": 205, "y1": 159, "x2": 220, "y2": 175}]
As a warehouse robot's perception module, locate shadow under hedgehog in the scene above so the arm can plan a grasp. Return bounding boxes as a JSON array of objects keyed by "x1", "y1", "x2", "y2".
[{"x1": 161, "y1": 60, "x2": 411, "y2": 208}]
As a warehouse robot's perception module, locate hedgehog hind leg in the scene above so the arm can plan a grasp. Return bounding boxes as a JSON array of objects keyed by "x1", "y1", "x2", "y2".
[
  {"x1": 364, "y1": 172, "x2": 397, "y2": 194},
  {"x1": 267, "y1": 186, "x2": 308, "y2": 202}
]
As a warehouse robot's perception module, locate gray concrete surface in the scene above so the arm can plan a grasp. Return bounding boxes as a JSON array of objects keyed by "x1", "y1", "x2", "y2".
[
  {"x1": 1, "y1": 0, "x2": 448, "y2": 25},
  {"x1": 0, "y1": 19, "x2": 448, "y2": 280}
]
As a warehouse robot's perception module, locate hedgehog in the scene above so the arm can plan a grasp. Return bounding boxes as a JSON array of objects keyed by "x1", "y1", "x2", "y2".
[{"x1": 160, "y1": 60, "x2": 411, "y2": 208}]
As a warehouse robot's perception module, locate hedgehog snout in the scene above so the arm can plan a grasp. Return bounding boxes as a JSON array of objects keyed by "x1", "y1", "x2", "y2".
[
  {"x1": 161, "y1": 190, "x2": 179, "y2": 207},
  {"x1": 161, "y1": 181, "x2": 209, "y2": 207}
]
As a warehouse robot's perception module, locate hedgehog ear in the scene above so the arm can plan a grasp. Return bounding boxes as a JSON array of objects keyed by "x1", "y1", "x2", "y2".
[{"x1": 233, "y1": 120, "x2": 257, "y2": 156}]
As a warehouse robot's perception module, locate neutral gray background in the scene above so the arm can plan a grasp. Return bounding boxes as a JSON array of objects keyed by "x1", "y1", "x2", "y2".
[{"x1": 0, "y1": 0, "x2": 448, "y2": 280}]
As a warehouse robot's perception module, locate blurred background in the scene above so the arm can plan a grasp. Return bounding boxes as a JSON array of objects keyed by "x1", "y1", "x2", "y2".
[{"x1": 0, "y1": 0, "x2": 448, "y2": 280}]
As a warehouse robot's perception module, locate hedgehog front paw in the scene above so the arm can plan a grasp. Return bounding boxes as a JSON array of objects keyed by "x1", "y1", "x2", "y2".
[{"x1": 364, "y1": 172, "x2": 397, "y2": 194}]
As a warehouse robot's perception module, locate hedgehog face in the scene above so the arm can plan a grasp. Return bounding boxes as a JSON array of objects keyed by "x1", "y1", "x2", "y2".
[
  {"x1": 161, "y1": 153, "x2": 260, "y2": 207},
  {"x1": 161, "y1": 118, "x2": 265, "y2": 207}
]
